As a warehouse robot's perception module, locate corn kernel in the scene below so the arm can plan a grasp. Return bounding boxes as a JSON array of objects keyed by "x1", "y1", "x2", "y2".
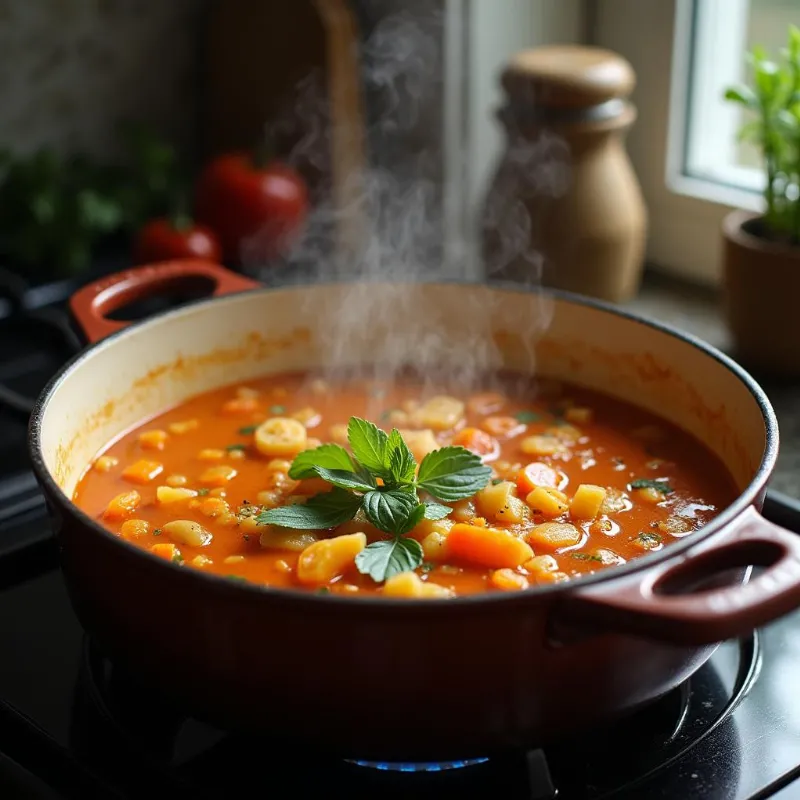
[
  {"x1": 526, "y1": 486, "x2": 569, "y2": 518},
  {"x1": 199, "y1": 465, "x2": 238, "y2": 486},
  {"x1": 224, "y1": 555, "x2": 245, "y2": 564},
  {"x1": 138, "y1": 430, "x2": 168, "y2": 451},
  {"x1": 93, "y1": 455, "x2": 118, "y2": 472},
  {"x1": 524, "y1": 554, "x2": 559, "y2": 574},
  {"x1": 191, "y1": 554, "x2": 213, "y2": 567},
  {"x1": 490, "y1": 568, "x2": 529, "y2": 591},
  {"x1": 165, "y1": 474, "x2": 188, "y2": 487},
  {"x1": 227, "y1": 448, "x2": 246, "y2": 460},
  {"x1": 168, "y1": 419, "x2": 199, "y2": 435},
  {"x1": 266, "y1": 458, "x2": 293, "y2": 473},
  {"x1": 155, "y1": 486, "x2": 198, "y2": 504},
  {"x1": 533, "y1": 570, "x2": 569, "y2": 585},
  {"x1": 570, "y1": 484, "x2": 607, "y2": 520}
]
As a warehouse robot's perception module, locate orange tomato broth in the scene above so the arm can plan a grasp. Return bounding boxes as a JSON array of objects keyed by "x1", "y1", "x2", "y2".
[{"x1": 73, "y1": 371, "x2": 737, "y2": 597}]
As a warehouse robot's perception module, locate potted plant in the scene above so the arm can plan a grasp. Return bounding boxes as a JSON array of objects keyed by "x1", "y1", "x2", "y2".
[{"x1": 722, "y1": 25, "x2": 800, "y2": 376}]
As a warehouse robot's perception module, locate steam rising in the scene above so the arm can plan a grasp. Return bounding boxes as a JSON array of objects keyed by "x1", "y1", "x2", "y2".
[{"x1": 242, "y1": 7, "x2": 570, "y2": 399}]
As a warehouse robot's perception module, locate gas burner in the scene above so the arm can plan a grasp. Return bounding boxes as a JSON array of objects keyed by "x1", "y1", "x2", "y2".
[{"x1": 65, "y1": 634, "x2": 760, "y2": 799}]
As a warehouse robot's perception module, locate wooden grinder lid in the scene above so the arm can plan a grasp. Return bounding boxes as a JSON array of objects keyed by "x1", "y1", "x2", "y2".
[{"x1": 501, "y1": 45, "x2": 635, "y2": 109}]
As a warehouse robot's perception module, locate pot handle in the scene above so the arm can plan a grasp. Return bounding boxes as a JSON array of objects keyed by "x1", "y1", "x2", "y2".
[
  {"x1": 70, "y1": 260, "x2": 261, "y2": 343},
  {"x1": 559, "y1": 505, "x2": 800, "y2": 645}
]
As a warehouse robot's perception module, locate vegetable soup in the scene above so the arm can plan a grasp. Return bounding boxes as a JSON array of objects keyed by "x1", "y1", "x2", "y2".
[{"x1": 73, "y1": 372, "x2": 737, "y2": 598}]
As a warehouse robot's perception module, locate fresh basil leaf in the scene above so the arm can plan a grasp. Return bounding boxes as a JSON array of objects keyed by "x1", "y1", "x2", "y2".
[
  {"x1": 312, "y1": 466, "x2": 375, "y2": 492},
  {"x1": 347, "y1": 417, "x2": 390, "y2": 475},
  {"x1": 387, "y1": 428, "x2": 416, "y2": 483},
  {"x1": 288, "y1": 444, "x2": 354, "y2": 480},
  {"x1": 629, "y1": 478, "x2": 673, "y2": 495},
  {"x1": 355, "y1": 537, "x2": 424, "y2": 583},
  {"x1": 257, "y1": 488, "x2": 361, "y2": 529},
  {"x1": 362, "y1": 489, "x2": 419, "y2": 534},
  {"x1": 397, "y1": 504, "x2": 427, "y2": 536},
  {"x1": 515, "y1": 410, "x2": 540, "y2": 423},
  {"x1": 417, "y1": 446, "x2": 492, "y2": 502},
  {"x1": 423, "y1": 502, "x2": 452, "y2": 520}
]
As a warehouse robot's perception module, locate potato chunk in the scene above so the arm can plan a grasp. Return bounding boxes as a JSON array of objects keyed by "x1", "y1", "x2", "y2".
[
  {"x1": 526, "y1": 522, "x2": 582, "y2": 552},
  {"x1": 520, "y1": 435, "x2": 565, "y2": 456},
  {"x1": 138, "y1": 430, "x2": 168, "y2": 451},
  {"x1": 259, "y1": 526, "x2": 320, "y2": 552},
  {"x1": 296, "y1": 532, "x2": 367, "y2": 584},
  {"x1": 156, "y1": 486, "x2": 198, "y2": 504},
  {"x1": 570, "y1": 484, "x2": 607, "y2": 520},
  {"x1": 446, "y1": 524, "x2": 533, "y2": 568},
  {"x1": 418, "y1": 396, "x2": 465, "y2": 431},
  {"x1": 161, "y1": 520, "x2": 213, "y2": 547},
  {"x1": 490, "y1": 568, "x2": 529, "y2": 591},
  {"x1": 397, "y1": 428, "x2": 439, "y2": 462},
  {"x1": 600, "y1": 488, "x2": 632, "y2": 514},
  {"x1": 199, "y1": 465, "x2": 238, "y2": 486},
  {"x1": 524, "y1": 554, "x2": 559, "y2": 575},
  {"x1": 255, "y1": 417, "x2": 308, "y2": 457},
  {"x1": 383, "y1": 571, "x2": 453, "y2": 598},
  {"x1": 525, "y1": 486, "x2": 568, "y2": 519},
  {"x1": 476, "y1": 481, "x2": 529, "y2": 524}
]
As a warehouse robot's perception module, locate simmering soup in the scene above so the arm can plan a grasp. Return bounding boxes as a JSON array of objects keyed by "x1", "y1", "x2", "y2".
[{"x1": 73, "y1": 372, "x2": 736, "y2": 598}]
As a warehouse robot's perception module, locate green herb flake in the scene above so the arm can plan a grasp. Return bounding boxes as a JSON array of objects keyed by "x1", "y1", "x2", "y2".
[
  {"x1": 571, "y1": 553, "x2": 603, "y2": 562},
  {"x1": 197, "y1": 488, "x2": 210, "y2": 496},
  {"x1": 316, "y1": 587, "x2": 331, "y2": 595},
  {"x1": 515, "y1": 410, "x2": 540, "y2": 423},
  {"x1": 491, "y1": 478, "x2": 504, "y2": 485},
  {"x1": 172, "y1": 551, "x2": 184, "y2": 564},
  {"x1": 238, "y1": 425, "x2": 257, "y2": 435},
  {"x1": 630, "y1": 478, "x2": 673, "y2": 495},
  {"x1": 635, "y1": 532, "x2": 663, "y2": 547},
  {"x1": 227, "y1": 575, "x2": 248, "y2": 583},
  {"x1": 269, "y1": 405, "x2": 286, "y2": 415},
  {"x1": 152, "y1": 528, "x2": 162, "y2": 536},
  {"x1": 226, "y1": 443, "x2": 246, "y2": 452},
  {"x1": 420, "y1": 561, "x2": 436, "y2": 573}
]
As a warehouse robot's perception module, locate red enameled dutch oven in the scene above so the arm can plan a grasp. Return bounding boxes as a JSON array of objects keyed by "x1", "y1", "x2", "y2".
[{"x1": 27, "y1": 260, "x2": 800, "y2": 761}]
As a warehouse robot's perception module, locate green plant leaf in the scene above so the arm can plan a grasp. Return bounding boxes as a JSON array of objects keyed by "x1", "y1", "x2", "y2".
[
  {"x1": 288, "y1": 443, "x2": 354, "y2": 479},
  {"x1": 355, "y1": 537, "x2": 424, "y2": 583},
  {"x1": 362, "y1": 489, "x2": 419, "y2": 534},
  {"x1": 417, "y1": 446, "x2": 492, "y2": 502},
  {"x1": 629, "y1": 478, "x2": 673, "y2": 495},
  {"x1": 312, "y1": 467, "x2": 375, "y2": 493},
  {"x1": 386, "y1": 428, "x2": 416, "y2": 483},
  {"x1": 724, "y1": 85, "x2": 758, "y2": 109},
  {"x1": 347, "y1": 417, "x2": 389, "y2": 475},
  {"x1": 257, "y1": 488, "x2": 361, "y2": 529},
  {"x1": 423, "y1": 502, "x2": 452, "y2": 520}
]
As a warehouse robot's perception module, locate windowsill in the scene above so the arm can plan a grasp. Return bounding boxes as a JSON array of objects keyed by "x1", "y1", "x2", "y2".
[{"x1": 625, "y1": 269, "x2": 800, "y2": 499}]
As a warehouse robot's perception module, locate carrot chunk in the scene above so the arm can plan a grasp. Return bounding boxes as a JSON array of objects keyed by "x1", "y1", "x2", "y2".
[
  {"x1": 102, "y1": 490, "x2": 141, "y2": 521},
  {"x1": 452, "y1": 427, "x2": 500, "y2": 459},
  {"x1": 446, "y1": 523, "x2": 533, "y2": 569},
  {"x1": 121, "y1": 459, "x2": 164, "y2": 484}
]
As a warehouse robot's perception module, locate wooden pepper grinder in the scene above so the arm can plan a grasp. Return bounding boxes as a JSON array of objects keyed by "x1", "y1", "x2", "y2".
[{"x1": 482, "y1": 45, "x2": 647, "y2": 303}]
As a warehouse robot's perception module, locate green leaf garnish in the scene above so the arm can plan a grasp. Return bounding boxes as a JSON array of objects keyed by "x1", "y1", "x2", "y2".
[
  {"x1": 423, "y1": 502, "x2": 452, "y2": 520},
  {"x1": 260, "y1": 416, "x2": 492, "y2": 583},
  {"x1": 417, "y1": 446, "x2": 493, "y2": 502},
  {"x1": 362, "y1": 489, "x2": 419, "y2": 532},
  {"x1": 355, "y1": 537, "x2": 424, "y2": 583},
  {"x1": 630, "y1": 478, "x2": 673, "y2": 495},
  {"x1": 269, "y1": 405, "x2": 286, "y2": 414},
  {"x1": 257, "y1": 488, "x2": 362, "y2": 529},
  {"x1": 515, "y1": 410, "x2": 540, "y2": 423},
  {"x1": 226, "y1": 443, "x2": 246, "y2": 452},
  {"x1": 288, "y1": 443, "x2": 354, "y2": 480},
  {"x1": 197, "y1": 488, "x2": 210, "y2": 496},
  {"x1": 238, "y1": 425, "x2": 257, "y2": 435},
  {"x1": 347, "y1": 417, "x2": 390, "y2": 476},
  {"x1": 571, "y1": 553, "x2": 603, "y2": 562}
]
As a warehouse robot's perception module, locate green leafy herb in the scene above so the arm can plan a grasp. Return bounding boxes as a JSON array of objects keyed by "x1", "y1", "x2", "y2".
[
  {"x1": 238, "y1": 425, "x2": 258, "y2": 435},
  {"x1": 257, "y1": 488, "x2": 362, "y2": 529},
  {"x1": 226, "y1": 444, "x2": 246, "y2": 452},
  {"x1": 355, "y1": 538, "x2": 424, "y2": 583},
  {"x1": 630, "y1": 478, "x2": 673, "y2": 495},
  {"x1": 269, "y1": 405, "x2": 286, "y2": 414},
  {"x1": 515, "y1": 411, "x2": 540, "y2": 423},
  {"x1": 491, "y1": 478, "x2": 504, "y2": 485},
  {"x1": 152, "y1": 528, "x2": 162, "y2": 536},
  {"x1": 634, "y1": 532, "x2": 663, "y2": 549},
  {"x1": 227, "y1": 575, "x2": 248, "y2": 583},
  {"x1": 417, "y1": 447, "x2": 493, "y2": 502},
  {"x1": 288, "y1": 443, "x2": 354, "y2": 480},
  {"x1": 172, "y1": 551, "x2": 184, "y2": 564},
  {"x1": 316, "y1": 587, "x2": 331, "y2": 595},
  {"x1": 572, "y1": 553, "x2": 603, "y2": 562},
  {"x1": 197, "y1": 488, "x2": 210, "y2": 496},
  {"x1": 259, "y1": 416, "x2": 492, "y2": 582},
  {"x1": 420, "y1": 561, "x2": 436, "y2": 573}
]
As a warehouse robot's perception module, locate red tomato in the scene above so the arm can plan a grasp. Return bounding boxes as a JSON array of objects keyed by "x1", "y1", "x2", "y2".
[
  {"x1": 134, "y1": 218, "x2": 221, "y2": 265},
  {"x1": 194, "y1": 154, "x2": 308, "y2": 263}
]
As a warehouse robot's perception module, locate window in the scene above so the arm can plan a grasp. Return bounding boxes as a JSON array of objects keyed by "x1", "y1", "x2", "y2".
[
  {"x1": 590, "y1": 0, "x2": 796, "y2": 284},
  {"x1": 669, "y1": 0, "x2": 798, "y2": 209}
]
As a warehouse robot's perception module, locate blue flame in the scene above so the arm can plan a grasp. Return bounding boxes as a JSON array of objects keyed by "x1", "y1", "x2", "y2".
[{"x1": 347, "y1": 758, "x2": 489, "y2": 772}]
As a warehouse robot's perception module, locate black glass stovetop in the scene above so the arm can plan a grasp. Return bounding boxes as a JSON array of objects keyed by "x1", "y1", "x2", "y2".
[{"x1": 2, "y1": 265, "x2": 800, "y2": 798}]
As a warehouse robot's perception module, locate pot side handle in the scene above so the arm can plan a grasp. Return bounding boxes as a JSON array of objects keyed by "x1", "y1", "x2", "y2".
[
  {"x1": 559, "y1": 505, "x2": 800, "y2": 645},
  {"x1": 70, "y1": 260, "x2": 261, "y2": 343}
]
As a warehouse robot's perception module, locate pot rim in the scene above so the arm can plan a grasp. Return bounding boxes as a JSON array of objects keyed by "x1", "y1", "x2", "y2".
[
  {"x1": 28, "y1": 278, "x2": 779, "y2": 612},
  {"x1": 723, "y1": 208, "x2": 800, "y2": 259}
]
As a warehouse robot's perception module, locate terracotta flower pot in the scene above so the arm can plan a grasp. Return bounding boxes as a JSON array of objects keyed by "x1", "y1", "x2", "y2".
[{"x1": 723, "y1": 209, "x2": 800, "y2": 377}]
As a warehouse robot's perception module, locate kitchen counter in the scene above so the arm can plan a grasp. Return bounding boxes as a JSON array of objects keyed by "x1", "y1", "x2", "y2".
[{"x1": 627, "y1": 272, "x2": 800, "y2": 498}]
